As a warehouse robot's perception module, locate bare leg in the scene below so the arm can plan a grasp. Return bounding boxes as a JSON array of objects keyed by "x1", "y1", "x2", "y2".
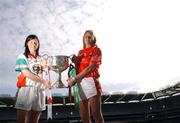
[
  {"x1": 28, "y1": 110, "x2": 41, "y2": 123},
  {"x1": 17, "y1": 109, "x2": 29, "y2": 123},
  {"x1": 89, "y1": 94, "x2": 104, "y2": 123},
  {"x1": 79, "y1": 100, "x2": 92, "y2": 123}
]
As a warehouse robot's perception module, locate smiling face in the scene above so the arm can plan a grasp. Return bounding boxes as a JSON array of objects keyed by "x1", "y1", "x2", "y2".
[
  {"x1": 24, "y1": 34, "x2": 40, "y2": 57},
  {"x1": 84, "y1": 32, "x2": 93, "y2": 47},
  {"x1": 83, "y1": 30, "x2": 96, "y2": 48},
  {"x1": 27, "y1": 39, "x2": 39, "y2": 53}
]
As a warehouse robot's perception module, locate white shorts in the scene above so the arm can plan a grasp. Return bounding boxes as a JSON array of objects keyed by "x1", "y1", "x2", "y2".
[
  {"x1": 15, "y1": 86, "x2": 46, "y2": 111},
  {"x1": 78, "y1": 77, "x2": 97, "y2": 101}
]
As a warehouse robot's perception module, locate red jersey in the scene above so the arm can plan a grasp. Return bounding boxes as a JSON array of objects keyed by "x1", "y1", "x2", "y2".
[{"x1": 77, "y1": 45, "x2": 102, "y2": 79}]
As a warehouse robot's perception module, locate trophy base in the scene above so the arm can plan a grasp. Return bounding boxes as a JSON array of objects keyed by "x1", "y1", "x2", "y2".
[{"x1": 52, "y1": 81, "x2": 66, "y2": 88}]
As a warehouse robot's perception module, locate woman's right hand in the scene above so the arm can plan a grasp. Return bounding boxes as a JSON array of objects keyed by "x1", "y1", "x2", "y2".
[{"x1": 43, "y1": 80, "x2": 52, "y2": 89}]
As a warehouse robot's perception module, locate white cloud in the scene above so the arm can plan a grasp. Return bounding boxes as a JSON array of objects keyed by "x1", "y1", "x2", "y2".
[{"x1": 0, "y1": 0, "x2": 110, "y2": 95}]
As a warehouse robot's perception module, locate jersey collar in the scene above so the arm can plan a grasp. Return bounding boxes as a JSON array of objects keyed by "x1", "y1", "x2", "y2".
[{"x1": 28, "y1": 53, "x2": 37, "y2": 59}]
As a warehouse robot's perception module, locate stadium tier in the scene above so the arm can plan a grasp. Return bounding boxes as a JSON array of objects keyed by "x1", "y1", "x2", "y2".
[{"x1": 1, "y1": 82, "x2": 180, "y2": 123}]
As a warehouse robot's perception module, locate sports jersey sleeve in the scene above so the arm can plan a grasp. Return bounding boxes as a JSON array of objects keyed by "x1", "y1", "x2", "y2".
[
  {"x1": 90, "y1": 48, "x2": 102, "y2": 66},
  {"x1": 15, "y1": 54, "x2": 29, "y2": 72}
]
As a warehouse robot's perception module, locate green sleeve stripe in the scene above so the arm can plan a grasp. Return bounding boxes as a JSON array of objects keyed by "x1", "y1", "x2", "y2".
[
  {"x1": 16, "y1": 58, "x2": 28, "y2": 65},
  {"x1": 15, "y1": 67, "x2": 29, "y2": 72}
]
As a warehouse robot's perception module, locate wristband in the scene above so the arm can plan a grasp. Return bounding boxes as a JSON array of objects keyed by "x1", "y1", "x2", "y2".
[{"x1": 72, "y1": 77, "x2": 76, "y2": 81}]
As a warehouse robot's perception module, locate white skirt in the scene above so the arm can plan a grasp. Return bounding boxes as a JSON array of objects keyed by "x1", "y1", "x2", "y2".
[{"x1": 77, "y1": 77, "x2": 97, "y2": 101}]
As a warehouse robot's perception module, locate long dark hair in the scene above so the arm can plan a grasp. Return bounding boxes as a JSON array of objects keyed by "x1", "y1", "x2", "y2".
[
  {"x1": 24, "y1": 34, "x2": 40, "y2": 58},
  {"x1": 82, "y1": 30, "x2": 96, "y2": 48}
]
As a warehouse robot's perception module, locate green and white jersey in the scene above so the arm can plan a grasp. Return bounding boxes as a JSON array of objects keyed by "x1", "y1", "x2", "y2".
[{"x1": 15, "y1": 54, "x2": 45, "y2": 89}]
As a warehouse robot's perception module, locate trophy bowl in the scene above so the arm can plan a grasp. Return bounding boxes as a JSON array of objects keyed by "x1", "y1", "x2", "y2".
[{"x1": 50, "y1": 55, "x2": 69, "y2": 88}]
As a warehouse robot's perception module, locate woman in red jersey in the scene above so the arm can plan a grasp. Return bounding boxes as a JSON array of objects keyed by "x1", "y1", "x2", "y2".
[{"x1": 68, "y1": 30, "x2": 104, "y2": 123}]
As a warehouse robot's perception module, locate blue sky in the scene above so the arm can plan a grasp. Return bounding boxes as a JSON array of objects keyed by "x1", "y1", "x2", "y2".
[{"x1": 0, "y1": 0, "x2": 180, "y2": 96}]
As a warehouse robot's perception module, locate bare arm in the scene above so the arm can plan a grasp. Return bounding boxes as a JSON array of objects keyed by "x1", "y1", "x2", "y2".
[
  {"x1": 75, "y1": 63, "x2": 96, "y2": 82},
  {"x1": 21, "y1": 69, "x2": 46, "y2": 84}
]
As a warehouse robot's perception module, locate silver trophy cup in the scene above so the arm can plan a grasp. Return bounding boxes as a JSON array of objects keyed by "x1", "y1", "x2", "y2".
[{"x1": 50, "y1": 55, "x2": 69, "y2": 88}]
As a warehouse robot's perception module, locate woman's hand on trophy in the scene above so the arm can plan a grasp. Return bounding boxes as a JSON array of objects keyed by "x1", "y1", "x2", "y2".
[
  {"x1": 67, "y1": 77, "x2": 76, "y2": 87},
  {"x1": 43, "y1": 80, "x2": 52, "y2": 89},
  {"x1": 69, "y1": 54, "x2": 77, "y2": 63}
]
